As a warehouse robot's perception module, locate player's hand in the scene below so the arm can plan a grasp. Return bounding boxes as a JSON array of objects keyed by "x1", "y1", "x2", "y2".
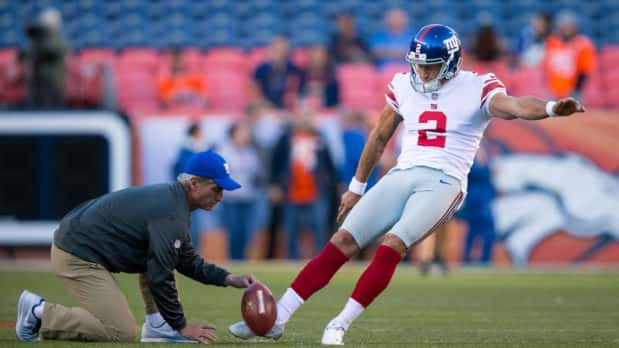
[
  {"x1": 336, "y1": 191, "x2": 363, "y2": 225},
  {"x1": 224, "y1": 273, "x2": 257, "y2": 288},
  {"x1": 553, "y1": 97, "x2": 586, "y2": 116},
  {"x1": 181, "y1": 323, "x2": 217, "y2": 344}
]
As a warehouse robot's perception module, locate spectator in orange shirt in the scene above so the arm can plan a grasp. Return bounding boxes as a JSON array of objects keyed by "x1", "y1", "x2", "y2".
[
  {"x1": 158, "y1": 49, "x2": 209, "y2": 108},
  {"x1": 270, "y1": 115, "x2": 337, "y2": 259},
  {"x1": 543, "y1": 10, "x2": 597, "y2": 99}
]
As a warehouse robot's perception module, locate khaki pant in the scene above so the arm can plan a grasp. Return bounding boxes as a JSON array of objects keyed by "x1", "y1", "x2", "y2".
[{"x1": 41, "y1": 245, "x2": 138, "y2": 342}]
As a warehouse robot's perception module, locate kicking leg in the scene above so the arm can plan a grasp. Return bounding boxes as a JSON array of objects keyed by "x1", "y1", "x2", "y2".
[
  {"x1": 228, "y1": 230, "x2": 359, "y2": 340},
  {"x1": 322, "y1": 234, "x2": 405, "y2": 345}
]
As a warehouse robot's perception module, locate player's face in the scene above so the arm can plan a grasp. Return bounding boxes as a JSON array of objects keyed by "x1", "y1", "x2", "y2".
[
  {"x1": 414, "y1": 63, "x2": 442, "y2": 82},
  {"x1": 190, "y1": 179, "x2": 224, "y2": 210}
]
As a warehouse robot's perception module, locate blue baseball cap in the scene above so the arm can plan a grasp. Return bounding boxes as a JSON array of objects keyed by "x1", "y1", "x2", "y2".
[{"x1": 184, "y1": 151, "x2": 241, "y2": 191}]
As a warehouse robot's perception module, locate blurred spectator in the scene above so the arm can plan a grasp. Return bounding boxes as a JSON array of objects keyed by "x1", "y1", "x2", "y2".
[
  {"x1": 157, "y1": 49, "x2": 209, "y2": 108},
  {"x1": 303, "y1": 45, "x2": 340, "y2": 108},
  {"x1": 217, "y1": 122, "x2": 262, "y2": 260},
  {"x1": 172, "y1": 122, "x2": 203, "y2": 178},
  {"x1": 252, "y1": 36, "x2": 305, "y2": 110},
  {"x1": 369, "y1": 8, "x2": 413, "y2": 69},
  {"x1": 271, "y1": 115, "x2": 336, "y2": 259},
  {"x1": 470, "y1": 23, "x2": 506, "y2": 63},
  {"x1": 459, "y1": 144, "x2": 496, "y2": 265},
  {"x1": 25, "y1": 8, "x2": 69, "y2": 108},
  {"x1": 340, "y1": 111, "x2": 378, "y2": 190},
  {"x1": 245, "y1": 103, "x2": 286, "y2": 259},
  {"x1": 516, "y1": 13, "x2": 551, "y2": 67},
  {"x1": 543, "y1": 10, "x2": 597, "y2": 99},
  {"x1": 329, "y1": 13, "x2": 371, "y2": 64}
]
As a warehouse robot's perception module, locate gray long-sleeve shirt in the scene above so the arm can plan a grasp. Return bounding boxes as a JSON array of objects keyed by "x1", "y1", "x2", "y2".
[{"x1": 53, "y1": 182, "x2": 230, "y2": 331}]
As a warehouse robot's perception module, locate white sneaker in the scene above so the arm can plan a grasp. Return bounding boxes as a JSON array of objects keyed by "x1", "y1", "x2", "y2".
[
  {"x1": 140, "y1": 320, "x2": 197, "y2": 343},
  {"x1": 16, "y1": 290, "x2": 44, "y2": 342},
  {"x1": 228, "y1": 320, "x2": 284, "y2": 340},
  {"x1": 321, "y1": 318, "x2": 347, "y2": 345}
]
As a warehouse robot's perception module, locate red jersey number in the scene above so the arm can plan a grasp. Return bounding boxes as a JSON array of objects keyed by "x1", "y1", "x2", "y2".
[{"x1": 417, "y1": 111, "x2": 447, "y2": 148}]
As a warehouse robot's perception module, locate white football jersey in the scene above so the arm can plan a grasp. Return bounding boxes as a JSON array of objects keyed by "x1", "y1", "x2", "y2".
[{"x1": 385, "y1": 70, "x2": 506, "y2": 193}]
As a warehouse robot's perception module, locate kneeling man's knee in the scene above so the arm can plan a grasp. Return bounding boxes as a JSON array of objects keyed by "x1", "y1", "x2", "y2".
[{"x1": 111, "y1": 322, "x2": 137, "y2": 343}]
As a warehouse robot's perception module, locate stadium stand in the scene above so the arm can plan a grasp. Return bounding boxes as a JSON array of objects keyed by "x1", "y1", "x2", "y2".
[{"x1": 0, "y1": 0, "x2": 618, "y2": 112}]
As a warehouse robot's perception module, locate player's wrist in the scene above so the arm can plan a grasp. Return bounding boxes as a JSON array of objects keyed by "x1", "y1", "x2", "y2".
[
  {"x1": 348, "y1": 177, "x2": 367, "y2": 195},
  {"x1": 545, "y1": 101, "x2": 558, "y2": 117}
]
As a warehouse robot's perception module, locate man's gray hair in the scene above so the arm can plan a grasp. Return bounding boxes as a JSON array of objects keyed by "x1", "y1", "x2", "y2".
[{"x1": 177, "y1": 173, "x2": 211, "y2": 189}]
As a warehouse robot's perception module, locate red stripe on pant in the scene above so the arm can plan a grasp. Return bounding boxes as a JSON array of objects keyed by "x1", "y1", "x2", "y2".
[{"x1": 412, "y1": 191, "x2": 463, "y2": 246}]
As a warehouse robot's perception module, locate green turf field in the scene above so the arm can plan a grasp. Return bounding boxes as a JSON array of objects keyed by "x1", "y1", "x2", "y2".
[{"x1": 1, "y1": 263, "x2": 618, "y2": 347}]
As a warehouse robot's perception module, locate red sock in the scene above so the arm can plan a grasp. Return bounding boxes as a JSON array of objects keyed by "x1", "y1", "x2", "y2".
[
  {"x1": 291, "y1": 242, "x2": 349, "y2": 300},
  {"x1": 351, "y1": 245, "x2": 402, "y2": 308}
]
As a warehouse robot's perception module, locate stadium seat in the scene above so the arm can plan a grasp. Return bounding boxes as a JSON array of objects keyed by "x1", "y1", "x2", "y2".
[
  {"x1": 0, "y1": 48, "x2": 17, "y2": 66},
  {"x1": 79, "y1": 48, "x2": 117, "y2": 74},
  {"x1": 205, "y1": 71, "x2": 249, "y2": 112},
  {"x1": 600, "y1": 45, "x2": 619, "y2": 69},
  {"x1": 117, "y1": 48, "x2": 159, "y2": 73},
  {"x1": 469, "y1": 61, "x2": 515, "y2": 91},
  {"x1": 0, "y1": 49, "x2": 26, "y2": 106},
  {"x1": 379, "y1": 63, "x2": 409, "y2": 89},
  {"x1": 337, "y1": 63, "x2": 383, "y2": 109},
  {"x1": 512, "y1": 65, "x2": 548, "y2": 98},
  {"x1": 204, "y1": 47, "x2": 245, "y2": 72},
  {"x1": 116, "y1": 71, "x2": 158, "y2": 112}
]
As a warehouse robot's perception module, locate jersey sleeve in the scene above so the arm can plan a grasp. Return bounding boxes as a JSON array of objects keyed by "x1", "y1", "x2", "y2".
[
  {"x1": 479, "y1": 73, "x2": 507, "y2": 118},
  {"x1": 385, "y1": 73, "x2": 404, "y2": 114}
]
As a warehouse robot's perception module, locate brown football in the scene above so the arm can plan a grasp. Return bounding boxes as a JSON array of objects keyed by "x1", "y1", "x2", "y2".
[{"x1": 241, "y1": 283, "x2": 277, "y2": 336}]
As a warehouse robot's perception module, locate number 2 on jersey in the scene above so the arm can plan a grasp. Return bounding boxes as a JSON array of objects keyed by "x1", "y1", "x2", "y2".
[{"x1": 417, "y1": 111, "x2": 447, "y2": 148}]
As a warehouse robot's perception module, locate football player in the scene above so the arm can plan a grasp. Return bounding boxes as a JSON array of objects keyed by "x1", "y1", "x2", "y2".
[{"x1": 230, "y1": 24, "x2": 585, "y2": 345}]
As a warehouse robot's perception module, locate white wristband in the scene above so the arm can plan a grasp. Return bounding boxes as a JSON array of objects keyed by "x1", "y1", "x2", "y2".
[
  {"x1": 545, "y1": 101, "x2": 558, "y2": 117},
  {"x1": 348, "y1": 177, "x2": 367, "y2": 195}
]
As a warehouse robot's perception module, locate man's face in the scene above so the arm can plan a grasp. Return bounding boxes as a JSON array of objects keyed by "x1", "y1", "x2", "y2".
[
  {"x1": 559, "y1": 23, "x2": 578, "y2": 40},
  {"x1": 270, "y1": 37, "x2": 289, "y2": 63},
  {"x1": 414, "y1": 63, "x2": 442, "y2": 82},
  {"x1": 189, "y1": 179, "x2": 223, "y2": 210},
  {"x1": 386, "y1": 9, "x2": 407, "y2": 34}
]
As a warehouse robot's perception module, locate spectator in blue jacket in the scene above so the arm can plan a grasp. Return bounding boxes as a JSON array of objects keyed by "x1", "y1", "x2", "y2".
[
  {"x1": 369, "y1": 8, "x2": 414, "y2": 69},
  {"x1": 340, "y1": 111, "x2": 378, "y2": 190}
]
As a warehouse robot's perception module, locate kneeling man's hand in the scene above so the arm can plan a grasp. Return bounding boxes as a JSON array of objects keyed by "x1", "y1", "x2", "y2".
[{"x1": 224, "y1": 273, "x2": 258, "y2": 288}]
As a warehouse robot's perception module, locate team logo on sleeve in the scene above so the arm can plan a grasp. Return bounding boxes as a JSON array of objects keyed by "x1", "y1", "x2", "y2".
[{"x1": 174, "y1": 240, "x2": 181, "y2": 249}]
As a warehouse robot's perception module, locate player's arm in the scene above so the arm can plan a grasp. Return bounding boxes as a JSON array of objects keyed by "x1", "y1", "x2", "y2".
[
  {"x1": 354, "y1": 105, "x2": 402, "y2": 182},
  {"x1": 337, "y1": 105, "x2": 402, "y2": 224},
  {"x1": 176, "y1": 237, "x2": 257, "y2": 288},
  {"x1": 489, "y1": 94, "x2": 585, "y2": 121}
]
